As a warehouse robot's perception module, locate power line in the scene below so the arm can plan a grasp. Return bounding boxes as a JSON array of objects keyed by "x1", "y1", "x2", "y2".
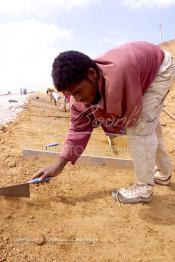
[{"x1": 161, "y1": 20, "x2": 175, "y2": 25}]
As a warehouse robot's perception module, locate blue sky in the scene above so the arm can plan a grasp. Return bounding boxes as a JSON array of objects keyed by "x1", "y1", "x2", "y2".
[{"x1": 0, "y1": 0, "x2": 175, "y2": 93}]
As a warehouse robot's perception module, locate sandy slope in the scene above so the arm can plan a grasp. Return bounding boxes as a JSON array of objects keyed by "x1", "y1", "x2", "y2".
[{"x1": 0, "y1": 41, "x2": 175, "y2": 261}]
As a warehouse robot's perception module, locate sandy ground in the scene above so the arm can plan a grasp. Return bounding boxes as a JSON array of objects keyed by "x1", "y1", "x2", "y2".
[{"x1": 0, "y1": 41, "x2": 175, "y2": 261}]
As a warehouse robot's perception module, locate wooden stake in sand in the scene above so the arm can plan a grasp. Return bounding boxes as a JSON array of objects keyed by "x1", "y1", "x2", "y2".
[{"x1": 163, "y1": 108, "x2": 175, "y2": 121}]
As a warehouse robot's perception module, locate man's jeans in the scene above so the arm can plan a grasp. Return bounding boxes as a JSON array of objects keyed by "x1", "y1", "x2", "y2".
[{"x1": 127, "y1": 51, "x2": 175, "y2": 185}]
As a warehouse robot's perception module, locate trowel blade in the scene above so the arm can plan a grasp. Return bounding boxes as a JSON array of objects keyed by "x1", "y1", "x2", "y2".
[{"x1": 0, "y1": 183, "x2": 30, "y2": 198}]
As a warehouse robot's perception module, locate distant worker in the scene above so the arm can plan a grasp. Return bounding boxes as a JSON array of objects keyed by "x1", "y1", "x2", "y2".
[
  {"x1": 23, "y1": 88, "x2": 27, "y2": 95},
  {"x1": 46, "y1": 88, "x2": 57, "y2": 105},
  {"x1": 63, "y1": 94, "x2": 70, "y2": 112}
]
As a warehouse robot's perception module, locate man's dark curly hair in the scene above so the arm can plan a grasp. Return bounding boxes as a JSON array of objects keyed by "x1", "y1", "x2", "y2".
[{"x1": 52, "y1": 50, "x2": 98, "y2": 91}]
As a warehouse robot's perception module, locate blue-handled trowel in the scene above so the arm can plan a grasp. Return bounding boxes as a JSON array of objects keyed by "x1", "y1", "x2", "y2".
[{"x1": 0, "y1": 177, "x2": 50, "y2": 198}]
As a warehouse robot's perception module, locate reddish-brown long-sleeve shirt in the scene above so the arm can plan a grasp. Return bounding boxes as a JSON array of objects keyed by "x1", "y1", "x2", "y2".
[{"x1": 59, "y1": 41, "x2": 164, "y2": 164}]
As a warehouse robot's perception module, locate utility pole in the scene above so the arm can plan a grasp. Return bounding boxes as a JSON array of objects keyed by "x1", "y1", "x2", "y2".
[{"x1": 157, "y1": 23, "x2": 163, "y2": 44}]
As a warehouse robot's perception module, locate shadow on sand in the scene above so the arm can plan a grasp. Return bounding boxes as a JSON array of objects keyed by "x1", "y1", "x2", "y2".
[{"x1": 139, "y1": 183, "x2": 175, "y2": 225}]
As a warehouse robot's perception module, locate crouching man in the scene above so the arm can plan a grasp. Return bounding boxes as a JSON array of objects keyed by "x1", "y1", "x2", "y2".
[{"x1": 32, "y1": 41, "x2": 175, "y2": 204}]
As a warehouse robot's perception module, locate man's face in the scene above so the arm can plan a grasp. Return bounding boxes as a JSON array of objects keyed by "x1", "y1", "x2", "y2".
[{"x1": 63, "y1": 68, "x2": 99, "y2": 104}]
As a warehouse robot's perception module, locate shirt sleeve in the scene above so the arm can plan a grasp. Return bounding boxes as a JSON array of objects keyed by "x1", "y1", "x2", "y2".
[{"x1": 59, "y1": 101, "x2": 94, "y2": 164}]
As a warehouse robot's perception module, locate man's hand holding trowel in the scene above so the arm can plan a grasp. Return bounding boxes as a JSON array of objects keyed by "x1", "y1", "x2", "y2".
[{"x1": 32, "y1": 157, "x2": 68, "y2": 182}]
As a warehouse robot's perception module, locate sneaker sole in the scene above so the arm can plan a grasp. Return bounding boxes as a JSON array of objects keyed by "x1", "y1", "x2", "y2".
[
  {"x1": 153, "y1": 176, "x2": 171, "y2": 186},
  {"x1": 112, "y1": 191, "x2": 153, "y2": 204}
]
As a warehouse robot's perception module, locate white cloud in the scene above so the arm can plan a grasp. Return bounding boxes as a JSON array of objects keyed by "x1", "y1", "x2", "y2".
[
  {"x1": 98, "y1": 37, "x2": 127, "y2": 47},
  {"x1": 0, "y1": 0, "x2": 100, "y2": 93},
  {"x1": 65, "y1": 0, "x2": 99, "y2": 8},
  {"x1": 0, "y1": 20, "x2": 73, "y2": 93},
  {"x1": 122, "y1": 0, "x2": 175, "y2": 9},
  {"x1": 0, "y1": 0, "x2": 99, "y2": 16}
]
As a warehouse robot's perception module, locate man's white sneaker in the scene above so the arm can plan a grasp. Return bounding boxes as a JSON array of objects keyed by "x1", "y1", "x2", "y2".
[
  {"x1": 153, "y1": 169, "x2": 171, "y2": 185},
  {"x1": 112, "y1": 184, "x2": 153, "y2": 204}
]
